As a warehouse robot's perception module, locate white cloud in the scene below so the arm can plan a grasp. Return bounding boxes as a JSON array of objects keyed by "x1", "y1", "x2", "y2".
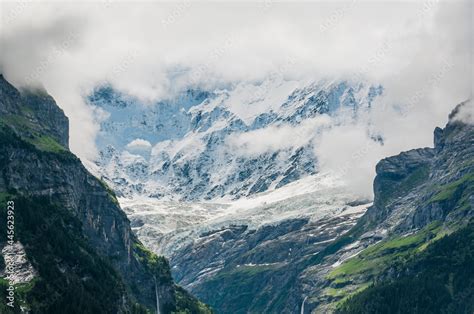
[
  {"x1": 126, "y1": 139, "x2": 152, "y2": 151},
  {"x1": 451, "y1": 100, "x2": 474, "y2": 124},
  {"x1": 0, "y1": 0, "x2": 471, "y2": 186},
  {"x1": 120, "y1": 150, "x2": 146, "y2": 166},
  {"x1": 314, "y1": 123, "x2": 385, "y2": 198},
  {"x1": 226, "y1": 115, "x2": 332, "y2": 156}
]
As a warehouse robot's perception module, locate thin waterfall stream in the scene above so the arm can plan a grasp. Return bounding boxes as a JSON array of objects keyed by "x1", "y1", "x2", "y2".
[{"x1": 154, "y1": 275, "x2": 161, "y2": 314}]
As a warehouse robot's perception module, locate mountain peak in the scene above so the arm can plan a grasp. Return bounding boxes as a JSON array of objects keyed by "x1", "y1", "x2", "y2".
[
  {"x1": 90, "y1": 79, "x2": 382, "y2": 201},
  {"x1": 0, "y1": 75, "x2": 69, "y2": 149}
]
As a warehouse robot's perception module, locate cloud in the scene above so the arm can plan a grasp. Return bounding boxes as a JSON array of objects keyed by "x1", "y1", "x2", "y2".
[
  {"x1": 312, "y1": 106, "x2": 417, "y2": 198},
  {"x1": 0, "y1": 0, "x2": 471, "y2": 190},
  {"x1": 451, "y1": 100, "x2": 474, "y2": 124},
  {"x1": 226, "y1": 115, "x2": 332, "y2": 156},
  {"x1": 314, "y1": 122, "x2": 386, "y2": 198},
  {"x1": 126, "y1": 139, "x2": 153, "y2": 151}
]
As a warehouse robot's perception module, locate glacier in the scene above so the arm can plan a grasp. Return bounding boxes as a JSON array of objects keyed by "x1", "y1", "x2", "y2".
[{"x1": 120, "y1": 173, "x2": 371, "y2": 257}]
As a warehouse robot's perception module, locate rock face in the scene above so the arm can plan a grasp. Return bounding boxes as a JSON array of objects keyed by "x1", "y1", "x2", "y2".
[
  {"x1": 365, "y1": 100, "x2": 474, "y2": 232},
  {"x1": 0, "y1": 75, "x2": 210, "y2": 313},
  {"x1": 88, "y1": 79, "x2": 382, "y2": 201},
  {"x1": 368, "y1": 147, "x2": 434, "y2": 224},
  {"x1": 175, "y1": 209, "x2": 367, "y2": 314},
  {"x1": 0, "y1": 75, "x2": 69, "y2": 148}
]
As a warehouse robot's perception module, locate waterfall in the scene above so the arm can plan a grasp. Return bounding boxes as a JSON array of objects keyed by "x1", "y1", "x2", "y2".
[
  {"x1": 300, "y1": 296, "x2": 308, "y2": 314},
  {"x1": 154, "y1": 276, "x2": 161, "y2": 314}
]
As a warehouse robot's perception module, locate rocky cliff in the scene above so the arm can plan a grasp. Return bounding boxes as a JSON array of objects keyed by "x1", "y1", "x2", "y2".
[
  {"x1": 0, "y1": 75, "x2": 211, "y2": 313},
  {"x1": 0, "y1": 76, "x2": 69, "y2": 148},
  {"x1": 362, "y1": 101, "x2": 473, "y2": 232},
  {"x1": 302, "y1": 100, "x2": 474, "y2": 313}
]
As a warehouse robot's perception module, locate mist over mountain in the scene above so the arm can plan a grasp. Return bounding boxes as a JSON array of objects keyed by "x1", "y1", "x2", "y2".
[
  {"x1": 88, "y1": 78, "x2": 383, "y2": 201},
  {"x1": 0, "y1": 1, "x2": 471, "y2": 163}
]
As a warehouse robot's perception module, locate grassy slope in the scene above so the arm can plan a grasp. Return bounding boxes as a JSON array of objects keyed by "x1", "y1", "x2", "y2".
[
  {"x1": 326, "y1": 158, "x2": 474, "y2": 313},
  {"x1": 335, "y1": 223, "x2": 474, "y2": 314},
  {"x1": 321, "y1": 222, "x2": 445, "y2": 307}
]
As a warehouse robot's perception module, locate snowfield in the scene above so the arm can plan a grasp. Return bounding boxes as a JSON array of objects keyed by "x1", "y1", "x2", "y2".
[{"x1": 120, "y1": 173, "x2": 371, "y2": 257}]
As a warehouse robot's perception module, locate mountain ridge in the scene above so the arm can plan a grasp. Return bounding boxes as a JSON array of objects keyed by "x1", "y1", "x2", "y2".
[
  {"x1": 89, "y1": 79, "x2": 383, "y2": 201},
  {"x1": 0, "y1": 74, "x2": 211, "y2": 313}
]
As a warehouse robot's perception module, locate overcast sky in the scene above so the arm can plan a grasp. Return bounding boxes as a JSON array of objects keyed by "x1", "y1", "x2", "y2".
[{"x1": 0, "y1": 0, "x2": 472, "y2": 196}]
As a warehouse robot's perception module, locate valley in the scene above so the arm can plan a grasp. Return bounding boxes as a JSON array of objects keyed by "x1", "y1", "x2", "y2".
[
  {"x1": 88, "y1": 73, "x2": 474, "y2": 313},
  {"x1": 1, "y1": 2, "x2": 471, "y2": 313}
]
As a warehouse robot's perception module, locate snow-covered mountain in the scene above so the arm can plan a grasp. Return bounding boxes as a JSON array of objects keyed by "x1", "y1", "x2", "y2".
[{"x1": 88, "y1": 77, "x2": 382, "y2": 201}]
